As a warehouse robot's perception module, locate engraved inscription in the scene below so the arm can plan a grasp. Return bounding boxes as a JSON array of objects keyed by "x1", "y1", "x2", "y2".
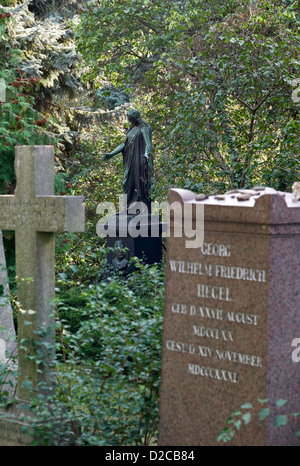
[
  {"x1": 188, "y1": 363, "x2": 238, "y2": 383},
  {"x1": 197, "y1": 284, "x2": 233, "y2": 301},
  {"x1": 0, "y1": 197, "x2": 64, "y2": 230},
  {"x1": 193, "y1": 326, "x2": 234, "y2": 342},
  {"x1": 0, "y1": 419, "x2": 32, "y2": 446},
  {"x1": 166, "y1": 242, "x2": 266, "y2": 383},
  {"x1": 169, "y1": 260, "x2": 266, "y2": 283}
]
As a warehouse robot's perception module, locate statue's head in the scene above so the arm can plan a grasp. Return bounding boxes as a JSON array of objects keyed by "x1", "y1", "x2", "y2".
[
  {"x1": 127, "y1": 108, "x2": 143, "y2": 125},
  {"x1": 113, "y1": 239, "x2": 126, "y2": 260}
]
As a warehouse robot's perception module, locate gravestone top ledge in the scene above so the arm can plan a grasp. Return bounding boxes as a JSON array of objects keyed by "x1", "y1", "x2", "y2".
[{"x1": 169, "y1": 186, "x2": 300, "y2": 225}]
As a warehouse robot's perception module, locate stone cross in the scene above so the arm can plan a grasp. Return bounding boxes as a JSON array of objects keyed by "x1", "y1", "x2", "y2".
[{"x1": 0, "y1": 146, "x2": 85, "y2": 400}]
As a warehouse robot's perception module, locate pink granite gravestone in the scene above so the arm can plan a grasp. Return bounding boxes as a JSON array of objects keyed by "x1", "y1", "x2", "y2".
[{"x1": 158, "y1": 187, "x2": 300, "y2": 446}]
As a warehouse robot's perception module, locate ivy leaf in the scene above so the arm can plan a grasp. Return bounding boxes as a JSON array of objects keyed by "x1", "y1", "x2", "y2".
[
  {"x1": 242, "y1": 412, "x2": 252, "y2": 424},
  {"x1": 226, "y1": 416, "x2": 234, "y2": 424},
  {"x1": 234, "y1": 420, "x2": 242, "y2": 430},
  {"x1": 217, "y1": 428, "x2": 230, "y2": 442},
  {"x1": 22, "y1": 380, "x2": 32, "y2": 388},
  {"x1": 241, "y1": 402, "x2": 253, "y2": 409},
  {"x1": 276, "y1": 399, "x2": 288, "y2": 407},
  {"x1": 258, "y1": 398, "x2": 269, "y2": 404},
  {"x1": 274, "y1": 415, "x2": 288, "y2": 428},
  {"x1": 259, "y1": 408, "x2": 270, "y2": 420}
]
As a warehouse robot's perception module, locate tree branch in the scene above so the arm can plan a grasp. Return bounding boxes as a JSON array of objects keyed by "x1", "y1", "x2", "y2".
[
  {"x1": 134, "y1": 16, "x2": 161, "y2": 35},
  {"x1": 232, "y1": 94, "x2": 254, "y2": 112},
  {"x1": 233, "y1": 83, "x2": 281, "y2": 113},
  {"x1": 4, "y1": 0, "x2": 34, "y2": 15}
]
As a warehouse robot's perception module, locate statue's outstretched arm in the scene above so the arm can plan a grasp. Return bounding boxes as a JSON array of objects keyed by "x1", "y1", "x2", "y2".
[{"x1": 102, "y1": 142, "x2": 125, "y2": 161}]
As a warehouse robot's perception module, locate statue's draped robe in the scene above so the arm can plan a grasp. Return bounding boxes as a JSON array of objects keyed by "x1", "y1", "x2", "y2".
[{"x1": 122, "y1": 123, "x2": 153, "y2": 210}]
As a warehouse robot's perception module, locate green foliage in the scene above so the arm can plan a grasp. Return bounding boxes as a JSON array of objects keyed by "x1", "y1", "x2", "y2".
[
  {"x1": 75, "y1": 0, "x2": 300, "y2": 194},
  {"x1": 0, "y1": 358, "x2": 17, "y2": 406},
  {"x1": 71, "y1": 120, "x2": 125, "y2": 202},
  {"x1": 0, "y1": 262, "x2": 165, "y2": 446},
  {"x1": 0, "y1": 326, "x2": 18, "y2": 405},
  {"x1": 0, "y1": 10, "x2": 57, "y2": 194},
  {"x1": 55, "y1": 286, "x2": 88, "y2": 333},
  {"x1": 218, "y1": 398, "x2": 300, "y2": 443},
  {"x1": 0, "y1": 1, "x2": 17, "y2": 6},
  {"x1": 1, "y1": 0, "x2": 300, "y2": 448}
]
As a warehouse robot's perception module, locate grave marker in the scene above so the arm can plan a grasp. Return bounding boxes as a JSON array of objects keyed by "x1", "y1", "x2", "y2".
[
  {"x1": 0, "y1": 146, "x2": 85, "y2": 445},
  {"x1": 158, "y1": 187, "x2": 299, "y2": 446}
]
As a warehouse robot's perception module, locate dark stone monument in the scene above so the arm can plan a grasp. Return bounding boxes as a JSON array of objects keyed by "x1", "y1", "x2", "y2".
[
  {"x1": 103, "y1": 211, "x2": 166, "y2": 269},
  {"x1": 158, "y1": 187, "x2": 299, "y2": 446}
]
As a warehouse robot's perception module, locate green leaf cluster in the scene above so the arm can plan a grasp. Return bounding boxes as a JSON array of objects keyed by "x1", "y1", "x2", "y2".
[
  {"x1": 75, "y1": 0, "x2": 300, "y2": 195},
  {"x1": 218, "y1": 398, "x2": 300, "y2": 443},
  {"x1": 0, "y1": 261, "x2": 165, "y2": 446},
  {"x1": 0, "y1": 11, "x2": 57, "y2": 194}
]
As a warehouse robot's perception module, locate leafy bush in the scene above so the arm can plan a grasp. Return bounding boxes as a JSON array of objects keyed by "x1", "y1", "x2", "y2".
[
  {"x1": 75, "y1": 0, "x2": 300, "y2": 194},
  {"x1": 218, "y1": 398, "x2": 300, "y2": 443},
  {"x1": 1, "y1": 261, "x2": 165, "y2": 446},
  {"x1": 0, "y1": 10, "x2": 57, "y2": 194}
]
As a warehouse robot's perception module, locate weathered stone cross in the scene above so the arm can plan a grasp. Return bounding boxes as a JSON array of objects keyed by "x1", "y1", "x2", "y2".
[{"x1": 0, "y1": 146, "x2": 85, "y2": 399}]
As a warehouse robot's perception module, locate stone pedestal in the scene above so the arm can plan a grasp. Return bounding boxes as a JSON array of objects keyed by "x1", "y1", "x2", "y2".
[{"x1": 104, "y1": 214, "x2": 166, "y2": 270}]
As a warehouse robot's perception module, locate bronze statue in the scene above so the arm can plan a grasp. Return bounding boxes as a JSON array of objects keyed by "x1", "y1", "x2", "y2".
[{"x1": 103, "y1": 109, "x2": 153, "y2": 212}]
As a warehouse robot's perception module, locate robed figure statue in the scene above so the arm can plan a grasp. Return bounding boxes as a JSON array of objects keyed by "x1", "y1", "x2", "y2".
[{"x1": 103, "y1": 109, "x2": 153, "y2": 213}]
